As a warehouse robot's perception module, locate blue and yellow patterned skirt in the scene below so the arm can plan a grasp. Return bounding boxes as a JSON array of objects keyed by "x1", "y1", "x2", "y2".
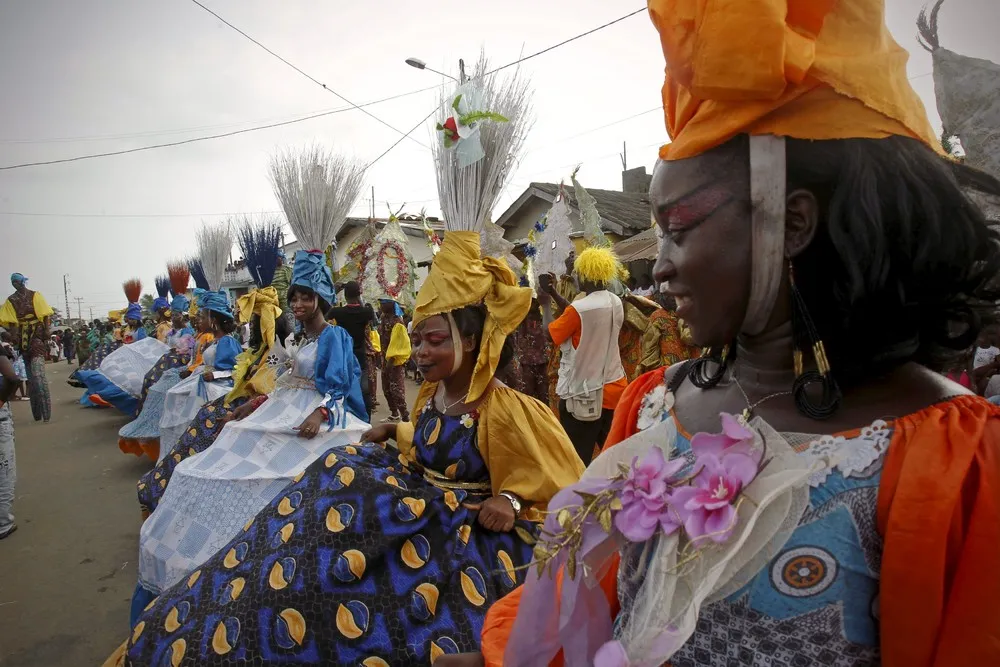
[{"x1": 126, "y1": 443, "x2": 537, "y2": 665}]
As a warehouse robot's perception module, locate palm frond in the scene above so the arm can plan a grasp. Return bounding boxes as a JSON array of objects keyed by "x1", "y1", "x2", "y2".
[
  {"x1": 268, "y1": 146, "x2": 366, "y2": 250},
  {"x1": 235, "y1": 214, "x2": 284, "y2": 288},
  {"x1": 155, "y1": 275, "x2": 170, "y2": 298},
  {"x1": 196, "y1": 222, "x2": 234, "y2": 291},
  {"x1": 188, "y1": 259, "x2": 209, "y2": 290},
  {"x1": 123, "y1": 278, "x2": 142, "y2": 304},
  {"x1": 167, "y1": 262, "x2": 190, "y2": 297},
  {"x1": 433, "y1": 54, "x2": 533, "y2": 232},
  {"x1": 917, "y1": 0, "x2": 944, "y2": 52}
]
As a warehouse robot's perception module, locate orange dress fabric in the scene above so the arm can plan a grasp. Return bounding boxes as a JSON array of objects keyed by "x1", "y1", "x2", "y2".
[
  {"x1": 481, "y1": 372, "x2": 1000, "y2": 666},
  {"x1": 648, "y1": 0, "x2": 940, "y2": 160},
  {"x1": 547, "y1": 305, "x2": 629, "y2": 410},
  {"x1": 118, "y1": 332, "x2": 216, "y2": 461}
]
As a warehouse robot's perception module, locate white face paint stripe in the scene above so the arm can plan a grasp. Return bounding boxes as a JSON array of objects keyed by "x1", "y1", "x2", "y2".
[
  {"x1": 744, "y1": 135, "x2": 787, "y2": 336},
  {"x1": 447, "y1": 312, "x2": 464, "y2": 376}
]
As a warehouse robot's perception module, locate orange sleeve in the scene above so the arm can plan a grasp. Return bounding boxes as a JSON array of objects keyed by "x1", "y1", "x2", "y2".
[
  {"x1": 482, "y1": 555, "x2": 622, "y2": 667},
  {"x1": 481, "y1": 371, "x2": 667, "y2": 666},
  {"x1": 603, "y1": 368, "x2": 667, "y2": 452},
  {"x1": 877, "y1": 395, "x2": 1000, "y2": 666},
  {"x1": 548, "y1": 305, "x2": 581, "y2": 348}
]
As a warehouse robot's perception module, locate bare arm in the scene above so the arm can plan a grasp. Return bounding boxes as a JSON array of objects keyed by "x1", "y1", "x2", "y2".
[{"x1": 0, "y1": 355, "x2": 18, "y2": 403}]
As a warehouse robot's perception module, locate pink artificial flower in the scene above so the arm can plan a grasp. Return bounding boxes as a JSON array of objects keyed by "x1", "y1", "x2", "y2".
[
  {"x1": 671, "y1": 449, "x2": 759, "y2": 546},
  {"x1": 614, "y1": 446, "x2": 687, "y2": 543},
  {"x1": 594, "y1": 640, "x2": 630, "y2": 667},
  {"x1": 689, "y1": 412, "x2": 762, "y2": 465}
]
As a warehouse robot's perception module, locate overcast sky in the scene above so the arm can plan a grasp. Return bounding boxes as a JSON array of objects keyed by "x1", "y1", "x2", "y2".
[{"x1": 1, "y1": 0, "x2": 997, "y2": 318}]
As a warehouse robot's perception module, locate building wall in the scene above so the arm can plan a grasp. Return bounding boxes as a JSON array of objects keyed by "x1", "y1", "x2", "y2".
[{"x1": 502, "y1": 197, "x2": 553, "y2": 244}]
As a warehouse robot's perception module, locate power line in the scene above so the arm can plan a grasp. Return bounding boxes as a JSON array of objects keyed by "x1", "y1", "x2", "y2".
[
  {"x1": 366, "y1": 7, "x2": 648, "y2": 168},
  {"x1": 490, "y1": 7, "x2": 647, "y2": 74},
  {"x1": 187, "y1": 0, "x2": 426, "y2": 149},
  {"x1": 0, "y1": 7, "x2": 647, "y2": 172}
]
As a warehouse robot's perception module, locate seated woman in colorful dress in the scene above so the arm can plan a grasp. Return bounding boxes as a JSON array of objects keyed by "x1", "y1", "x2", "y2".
[
  {"x1": 447, "y1": 4, "x2": 1000, "y2": 665},
  {"x1": 132, "y1": 262, "x2": 200, "y2": 416},
  {"x1": 125, "y1": 253, "x2": 368, "y2": 629},
  {"x1": 76, "y1": 302, "x2": 167, "y2": 414},
  {"x1": 156, "y1": 290, "x2": 242, "y2": 457},
  {"x1": 131, "y1": 294, "x2": 196, "y2": 419},
  {"x1": 137, "y1": 223, "x2": 289, "y2": 517},
  {"x1": 118, "y1": 297, "x2": 215, "y2": 461},
  {"x1": 118, "y1": 232, "x2": 584, "y2": 665}
]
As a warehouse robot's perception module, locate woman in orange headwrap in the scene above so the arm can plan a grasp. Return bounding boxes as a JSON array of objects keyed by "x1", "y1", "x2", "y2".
[{"x1": 438, "y1": 1, "x2": 1000, "y2": 666}]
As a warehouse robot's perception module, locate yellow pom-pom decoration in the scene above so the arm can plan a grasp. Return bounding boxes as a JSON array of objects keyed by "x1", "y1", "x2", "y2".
[{"x1": 573, "y1": 247, "x2": 622, "y2": 286}]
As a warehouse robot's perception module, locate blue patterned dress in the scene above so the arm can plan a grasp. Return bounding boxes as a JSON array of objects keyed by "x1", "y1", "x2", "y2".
[
  {"x1": 126, "y1": 399, "x2": 539, "y2": 666},
  {"x1": 134, "y1": 349, "x2": 190, "y2": 417},
  {"x1": 614, "y1": 374, "x2": 885, "y2": 667},
  {"x1": 68, "y1": 339, "x2": 121, "y2": 386}
]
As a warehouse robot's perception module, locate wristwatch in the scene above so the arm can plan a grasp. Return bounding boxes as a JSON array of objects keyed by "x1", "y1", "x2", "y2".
[{"x1": 499, "y1": 491, "x2": 522, "y2": 518}]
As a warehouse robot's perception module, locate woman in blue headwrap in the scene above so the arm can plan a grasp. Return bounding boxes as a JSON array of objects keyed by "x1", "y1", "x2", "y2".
[
  {"x1": 122, "y1": 303, "x2": 147, "y2": 343},
  {"x1": 155, "y1": 289, "x2": 242, "y2": 456},
  {"x1": 122, "y1": 248, "x2": 367, "y2": 631}
]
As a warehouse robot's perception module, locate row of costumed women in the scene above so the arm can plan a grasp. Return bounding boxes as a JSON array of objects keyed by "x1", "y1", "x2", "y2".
[
  {"x1": 84, "y1": 0, "x2": 1000, "y2": 663},
  {"x1": 92, "y1": 94, "x2": 589, "y2": 665}
]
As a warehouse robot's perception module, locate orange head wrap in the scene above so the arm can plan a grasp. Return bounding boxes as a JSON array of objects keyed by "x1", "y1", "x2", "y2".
[{"x1": 649, "y1": 0, "x2": 941, "y2": 160}]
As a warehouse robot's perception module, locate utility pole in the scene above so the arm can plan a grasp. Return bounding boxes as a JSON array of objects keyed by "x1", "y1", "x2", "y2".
[
  {"x1": 89, "y1": 307, "x2": 93, "y2": 321},
  {"x1": 63, "y1": 274, "x2": 70, "y2": 323},
  {"x1": 74, "y1": 297, "x2": 84, "y2": 320}
]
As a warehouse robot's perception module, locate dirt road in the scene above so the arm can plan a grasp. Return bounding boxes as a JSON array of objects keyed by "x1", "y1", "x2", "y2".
[{"x1": 0, "y1": 361, "x2": 416, "y2": 666}]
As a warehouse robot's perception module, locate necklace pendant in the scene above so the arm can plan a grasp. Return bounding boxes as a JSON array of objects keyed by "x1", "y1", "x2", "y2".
[{"x1": 739, "y1": 409, "x2": 751, "y2": 425}]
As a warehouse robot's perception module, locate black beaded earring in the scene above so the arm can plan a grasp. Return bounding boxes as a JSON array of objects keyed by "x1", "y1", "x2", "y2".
[
  {"x1": 688, "y1": 344, "x2": 733, "y2": 389},
  {"x1": 789, "y1": 262, "x2": 841, "y2": 419}
]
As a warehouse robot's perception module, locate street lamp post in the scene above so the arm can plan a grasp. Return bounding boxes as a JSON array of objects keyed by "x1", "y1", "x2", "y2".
[{"x1": 405, "y1": 57, "x2": 466, "y2": 84}]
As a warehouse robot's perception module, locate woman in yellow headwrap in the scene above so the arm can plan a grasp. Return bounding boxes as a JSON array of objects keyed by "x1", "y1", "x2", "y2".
[{"x1": 433, "y1": 1, "x2": 1000, "y2": 666}]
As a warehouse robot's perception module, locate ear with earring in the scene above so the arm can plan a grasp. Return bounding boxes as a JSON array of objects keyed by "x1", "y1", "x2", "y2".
[
  {"x1": 687, "y1": 344, "x2": 734, "y2": 389},
  {"x1": 788, "y1": 260, "x2": 841, "y2": 419}
]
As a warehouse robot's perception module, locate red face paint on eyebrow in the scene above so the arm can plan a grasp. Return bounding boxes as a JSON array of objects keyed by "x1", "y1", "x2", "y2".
[{"x1": 665, "y1": 187, "x2": 733, "y2": 229}]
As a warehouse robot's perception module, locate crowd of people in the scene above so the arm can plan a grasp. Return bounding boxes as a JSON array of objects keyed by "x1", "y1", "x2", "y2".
[{"x1": 1, "y1": 0, "x2": 999, "y2": 663}]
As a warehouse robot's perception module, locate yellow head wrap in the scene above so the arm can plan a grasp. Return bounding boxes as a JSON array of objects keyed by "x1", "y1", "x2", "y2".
[
  {"x1": 649, "y1": 0, "x2": 940, "y2": 160},
  {"x1": 412, "y1": 231, "x2": 532, "y2": 403},
  {"x1": 236, "y1": 286, "x2": 282, "y2": 349},
  {"x1": 107, "y1": 309, "x2": 123, "y2": 323},
  {"x1": 574, "y1": 247, "x2": 624, "y2": 286}
]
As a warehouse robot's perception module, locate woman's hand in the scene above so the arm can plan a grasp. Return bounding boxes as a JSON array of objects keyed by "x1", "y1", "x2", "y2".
[
  {"x1": 361, "y1": 423, "x2": 397, "y2": 444},
  {"x1": 202, "y1": 370, "x2": 215, "y2": 382},
  {"x1": 179, "y1": 369, "x2": 192, "y2": 379},
  {"x1": 225, "y1": 401, "x2": 256, "y2": 423},
  {"x1": 433, "y1": 653, "x2": 484, "y2": 667},
  {"x1": 466, "y1": 495, "x2": 516, "y2": 533},
  {"x1": 294, "y1": 408, "x2": 325, "y2": 439}
]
